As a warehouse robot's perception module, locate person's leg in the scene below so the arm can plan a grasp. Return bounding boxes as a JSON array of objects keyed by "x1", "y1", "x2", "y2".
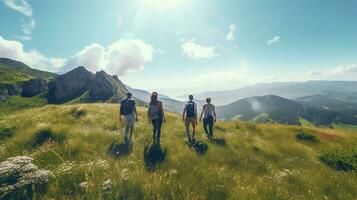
[
  {"x1": 129, "y1": 124, "x2": 134, "y2": 142},
  {"x1": 203, "y1": 118, "x2": 209, "y2": 138},
  {"x1": 156, "y1": 118, "x2": 163, "y2": 142},
  {"x1": 185, "y1": 119, "x2": 191, "y2": 142},
  {"x1": 208, "y1": 116, "x2": 213, "y2": 139},
  {"x1": 192, "y1": 119, "x2": 196, "y2": 142},
  {"x1": 124, "y1": 126, "x2": 129, "y2": 141},
  {"x1": 123, "y1": 117, "x2": 129, "y2": 142},
  {"x1": 152, "y1": 119, "x2": 157, "y2": 141}
]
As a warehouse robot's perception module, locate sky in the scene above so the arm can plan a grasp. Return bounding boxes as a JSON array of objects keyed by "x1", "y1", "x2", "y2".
[{"x1": 0, "y1": 0, "x2": 357, "y2": 96}]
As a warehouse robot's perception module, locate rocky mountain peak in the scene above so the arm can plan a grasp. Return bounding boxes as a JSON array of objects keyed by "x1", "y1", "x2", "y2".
[{"x1": 47, "y1": 66, "x2": 128, "y2": 103}]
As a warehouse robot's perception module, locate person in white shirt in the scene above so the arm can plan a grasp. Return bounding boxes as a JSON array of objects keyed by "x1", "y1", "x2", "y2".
[{"x1": 199, "y1": 97, "x2": 216, "y2": 140}]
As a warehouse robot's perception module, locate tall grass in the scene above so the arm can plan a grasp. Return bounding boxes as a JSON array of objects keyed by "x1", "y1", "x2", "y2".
[{"x1": 0, "y1": 104, "x2": 356, "y2": 199}]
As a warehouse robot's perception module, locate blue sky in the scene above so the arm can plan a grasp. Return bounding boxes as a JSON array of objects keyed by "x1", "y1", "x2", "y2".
[{"x1": 1, "y1": 0, "x2": 357, "y2": 96}]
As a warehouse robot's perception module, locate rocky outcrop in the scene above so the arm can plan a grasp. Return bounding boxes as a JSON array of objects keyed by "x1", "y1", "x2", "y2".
[
  {"x1": 6, "y1": 84, "x2": 20, "y2": 96},
  {"x1": 47, "y1": 66, "x2": 95, "y2": 103},
  {"x1": 47, "y1": 66, "x2": 129, "y2": 103},
  {"x1": 0, "y1": 87, "x2": 6, "y2": 100},
  {"x1": 0, "y1": 156, "x2": 54, "y2": 199},
  {"x1": 88, "y1": 71, "x2": 117, "y2": 101},
  {"x1": 21, "y1": 78, "x2": 47, "y2": 97}
]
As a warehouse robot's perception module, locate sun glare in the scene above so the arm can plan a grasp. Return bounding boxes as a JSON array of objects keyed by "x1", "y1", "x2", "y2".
[{"x1": 141, "y1": 0, "x2": 186, "y2": 10}]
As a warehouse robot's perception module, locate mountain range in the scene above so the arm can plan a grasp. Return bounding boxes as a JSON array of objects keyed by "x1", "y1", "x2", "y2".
[
  {"x1": 179, "y1": 81, "x2": 357, "y2": 106},
  {"x1": 1, "y1": 57, "x2": 357, "y2": 127},
  {"x1": 216, "y1": 95, "x2": 357, "y2": 126}
]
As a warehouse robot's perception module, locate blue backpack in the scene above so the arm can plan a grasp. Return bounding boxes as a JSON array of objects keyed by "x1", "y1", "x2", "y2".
[
  {"x1": 120, "y1": 98, "x2": 135, "y2": 115},
  {"x1": 186, "y1": 101, "x2": 196, "y2": 117}
]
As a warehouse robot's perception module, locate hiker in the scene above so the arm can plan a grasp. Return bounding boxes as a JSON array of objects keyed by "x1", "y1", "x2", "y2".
[
  {"x1": 148, "y1": 92, "x2": 166, "y2": 143},
  {"x1": 119, "y1": 92, "x2": 138, "y2": 143},
  {"x1": 199, "y1": 97, "x2": 216, "y2": 140},
  {"x1": 182, "y1": 95, "x2": 197, "y2": 144}
]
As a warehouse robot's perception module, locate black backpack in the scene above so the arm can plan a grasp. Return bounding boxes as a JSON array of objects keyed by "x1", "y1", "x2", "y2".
[
  {"x1": 186, "y1": 101, "x2": 196, "y2": 117},
  {"x1": 120, "y1": 98, "x2": 135, "y2": 115}
]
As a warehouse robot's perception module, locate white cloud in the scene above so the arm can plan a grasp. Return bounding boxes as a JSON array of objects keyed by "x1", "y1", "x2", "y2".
[
  {"x1": 3, "y1": 0, "x2": 32, "y2": 16},
  {"x1": 21, "y1": 18, "x2": 35, "y2": 35},
  {"x1": 306, "y1": 64, "x2": 357, "y2": 80},
  {"x1": 49, "y1": 58, "x2": 66, "y2": 69},
  {"x1": 307, "y1": 69, "x2": 322, "y2": 76},
  {"x1": 331, "y1": 64, "x2": 357, "y2": 74},
  {"x1": 63, "y1": 44, "x2": 106, "y2": 73},
  {"x1": 0, "y1": 35, "x2": 64, "y2": 71},
  {"x1": 106, "y1": 39, "x2": 154, "y2": 75},
  {"x1": 181, "y1": 41, "x2": 217, "y2": 59},
  {"x1": 14, "y1": 35, "x2": 32, "y2": 41},
  {"x1": 0, "y1": 35, "x2": 155, "y2": 74},
  {"x1": 226, "y1": 24, "x2": 236, "y2": 41},
  {"x1": 267, "y1": 36, "x2": 280, "y2": 45},
  {"x1": 61, "y1": 39, "x2": 154, "y2": 74},
  {"x1": 3, "y1": 0, "x2": 35, "y2": 40}
]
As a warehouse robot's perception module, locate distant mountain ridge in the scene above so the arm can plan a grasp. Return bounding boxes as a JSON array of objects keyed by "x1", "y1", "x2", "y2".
[
  {"x1": 216, "y1": 95, "x2": 357, "y2": 126},
  {"x1": 179, "y1": 81, "x2": 357, "y2": 106}
]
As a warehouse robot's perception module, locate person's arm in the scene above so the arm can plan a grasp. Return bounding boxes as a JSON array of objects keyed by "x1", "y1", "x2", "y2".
[
  {"x1": 161, "y1": 102, "x2": 166, "y2": 123},
  {"x1": 119, "y1": 102, "x2": 123, "y2": 121},
  {"x1": 213, "y1": 105, "x2": 217, "y2": 122},
  {"x1": 147, "y1": 105, "x2": 151, "y2": 124},
  {"x1": 182, "y1": 103, "x2": 186, "y2": 121},
  {"x1": 199, "y1": 105, "x2": 205, "y2": 121},
  {"x1": 194, "y1": 103, "x2": 198, "y2": 124},
  {"x1": 134, "y1": 102, "x2": 138, "y2": 122}
]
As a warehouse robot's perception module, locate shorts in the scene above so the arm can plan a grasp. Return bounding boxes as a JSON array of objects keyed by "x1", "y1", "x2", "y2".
[
  {"x1": 185, "y1": 117, "x2": 197, "y2": 127},
  {"x1": 122, "y1": 112, "x2": 135, "y2": 128}
]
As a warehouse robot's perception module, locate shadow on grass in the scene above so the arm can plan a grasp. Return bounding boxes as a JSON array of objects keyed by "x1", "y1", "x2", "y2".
[
  {"x1": 210, "y1": 137, "x2": 226, "y2": 146},
  {"x1": 188, "y1": 140, "x2": 208, "y2": 154},
  {"x1": 0, "y1": 127, "x2": 15, "y2": 141},
  {"x1": 143, "y1": 142, "x2": 167, "y2": 171},
  {"x1": 108, "y1": 140, "x2": 132, "y2": 158}
]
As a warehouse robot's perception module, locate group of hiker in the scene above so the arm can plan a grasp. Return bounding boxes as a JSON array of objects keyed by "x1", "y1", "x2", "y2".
[{"x1": 119, "y1": 92, "x2": 217, "y2": 144}]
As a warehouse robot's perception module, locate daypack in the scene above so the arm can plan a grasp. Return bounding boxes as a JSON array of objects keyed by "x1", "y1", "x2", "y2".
[
  {"x1": 186, "y1": 101, "x2": 196, "y2": 117},
  {"x1": 148, "y1": 102, "x2": 162, "y2": 119},
  {"x1": 120, "y1": 98, "x2": 135, "y2": 115}
]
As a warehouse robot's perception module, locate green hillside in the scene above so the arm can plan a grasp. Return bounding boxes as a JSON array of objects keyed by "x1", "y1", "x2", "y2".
[
  {"x1": 1, "y1": 104, "x2": 356, "y2": 199},
  {"x1": 0, "y1": 57, "x2": 56, "y2": 84}
]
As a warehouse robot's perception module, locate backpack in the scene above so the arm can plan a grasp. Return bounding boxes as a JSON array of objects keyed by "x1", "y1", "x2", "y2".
[
  {"x1": 120, "y1": 98, "x2": 135, "y2": 115},
  {"x1": 186, "y1": 101, "x2": 196, "y2": 117},
  {"x1": 148, "y1": 101, "x2": 162, "y2": 119}
]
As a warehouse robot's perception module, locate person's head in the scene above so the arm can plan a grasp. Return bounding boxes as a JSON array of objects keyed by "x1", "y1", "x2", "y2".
[
  {"x1": 189, "y1": 95, "x2": 193, "y2": 101},
  {"x1": 206, "y1": 97, "x2": 211, "y2": 104},
  {"x1": 150, "y1": 92, "x2": 158, "y2": 103},
  {"x1": 126, "y1": 92, "x2": 132, "y2": 98}
]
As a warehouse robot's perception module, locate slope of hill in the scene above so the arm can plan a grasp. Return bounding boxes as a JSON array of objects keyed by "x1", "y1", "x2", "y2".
[
  {"x1": 0, "y1": 59, "x2": 136, "y2": 114},
  {"x1": 0, "y1": 57, "x2": 56, "y2": 83},
  {"x1": 0, "y1": 104, "x2": 356, "y2": 199},
  {"x1": 216, "y1": 95, "x2": 349, "y2": 126},
  {"x1": 181, "y1": 81, "x2": 357, "y2": 106}
]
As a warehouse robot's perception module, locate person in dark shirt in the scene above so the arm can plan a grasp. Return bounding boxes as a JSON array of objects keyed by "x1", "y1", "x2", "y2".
[{"x1": 119, "y1": 92, "x2": 138, "y2": 143}]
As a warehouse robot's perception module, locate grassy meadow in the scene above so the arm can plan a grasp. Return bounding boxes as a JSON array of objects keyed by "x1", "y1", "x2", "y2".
[{"x1": 0, "y1": 103, "x2": 356, "y2": 199}]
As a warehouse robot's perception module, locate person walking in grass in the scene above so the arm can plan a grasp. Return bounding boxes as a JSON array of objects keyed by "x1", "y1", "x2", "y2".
[
  {"x1": 148, "y1": 92, "x2": 166, "y2": 143},
  {"x1": 119, "y1": 92, "x2": 138, "y2": 143},
  {"x1": 199, "y1": 97, "x2": 216, "y2": 140},
  {"x1": 182, "y1": 95, "x2": 197, "y2": 144}
]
